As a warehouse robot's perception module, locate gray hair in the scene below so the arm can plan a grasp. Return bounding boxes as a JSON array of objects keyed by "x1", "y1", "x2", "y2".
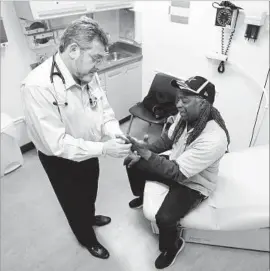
[{"x1": 59, "y1": 16, "x2": 109, "y2": 53}]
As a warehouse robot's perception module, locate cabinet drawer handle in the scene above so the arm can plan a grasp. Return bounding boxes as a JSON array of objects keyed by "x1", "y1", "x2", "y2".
[{"x1": 108, "y1": 70, "x2": 122, "y2": 77}]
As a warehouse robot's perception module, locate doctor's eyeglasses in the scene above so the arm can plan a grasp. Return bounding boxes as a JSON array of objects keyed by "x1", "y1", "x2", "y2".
[
  {"x1": 89, "y1": 50, "x2": 110, "y2": 65},
  {"x1": 90, "y1": 55, "x2": 104, "y2": 65}
]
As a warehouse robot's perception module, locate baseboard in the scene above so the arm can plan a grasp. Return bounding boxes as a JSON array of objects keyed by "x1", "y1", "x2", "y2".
[
  {"x1": 119, "y1": 115, "x2": 132, "y2": 125},
  {"x1": 20, "y1": 142, "x2": 35, "y2": 154}
]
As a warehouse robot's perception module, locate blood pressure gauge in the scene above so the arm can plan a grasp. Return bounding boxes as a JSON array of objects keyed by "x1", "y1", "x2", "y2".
[{"x1": 215, "y1": 8, "x2": 233, "y2": 27}]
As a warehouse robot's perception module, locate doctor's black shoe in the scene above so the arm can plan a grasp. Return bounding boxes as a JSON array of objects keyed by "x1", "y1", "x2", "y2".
[
  {"x1": 155, "y1": 237, "x2": 185, "y2": 269},
  {"x1": 129, "y1": 196, "x2": 143, "y2": 209},
  {"x1": 87, "y1": 242, "x2": 110, "y2": 259},
  {"x1": 94, "y1": 215, "x2": 111, "y2": 227}
]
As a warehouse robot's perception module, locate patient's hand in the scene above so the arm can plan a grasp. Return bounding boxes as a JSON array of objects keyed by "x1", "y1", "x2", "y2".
[
  {"x1": 123, "y1": 151, "x2": 141, "y2": 168},
  {"x1": 127, "y1": 134, "x2": 149, "y2": 150},
  {"x1": 126, "y1": 135, "x2": 152, "y2": 160}
]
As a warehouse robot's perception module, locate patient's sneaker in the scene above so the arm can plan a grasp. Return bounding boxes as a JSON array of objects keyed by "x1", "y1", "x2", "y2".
[
  {"x1": 129, "y1": 197, "x2": 143, "y2": 209},
  {"x1": 155, "y1": 237, "x2": 185, "y2": 269}
]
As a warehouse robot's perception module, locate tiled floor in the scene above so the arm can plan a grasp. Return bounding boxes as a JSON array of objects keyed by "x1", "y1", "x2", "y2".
[{"x1": 1, "y1": 118, "x2": 269, "y2": 271}]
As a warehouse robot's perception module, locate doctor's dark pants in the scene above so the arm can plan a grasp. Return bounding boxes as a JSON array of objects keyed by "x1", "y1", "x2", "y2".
[
  {"x1": 126, "y1": 159, "x2": 206, "y2": 252},
  {"x1": 38, "y1": 151, "x2": 99, "y2": 247}
]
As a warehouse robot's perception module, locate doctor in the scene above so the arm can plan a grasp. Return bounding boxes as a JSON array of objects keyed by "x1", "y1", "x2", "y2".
[{"x1": 21, "y1": 17, "x2": 131, "y2": 259}]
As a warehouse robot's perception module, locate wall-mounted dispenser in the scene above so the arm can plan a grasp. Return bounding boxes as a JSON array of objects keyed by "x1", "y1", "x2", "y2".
[
  {"x1": 244, "y1": 12, "x2": 267, "y2": 42},
  {"x1": 169, "y1": 0, "x2": 190, "y2": 25}
]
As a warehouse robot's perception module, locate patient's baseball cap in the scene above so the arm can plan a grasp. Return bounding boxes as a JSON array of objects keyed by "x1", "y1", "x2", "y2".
[{"x1": 171, "y1": 76, "x2": 216, "y2": 104}]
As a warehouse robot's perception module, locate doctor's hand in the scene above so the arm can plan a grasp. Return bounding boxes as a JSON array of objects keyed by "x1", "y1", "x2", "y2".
[
  {"x1": 123, "y1": 151, "x2": 141, "y2": 168},
  {"x1": 126, "y1": 135, "x2": 152, "y2": 160},
  {"x1": 115, "y1": 134, "x2": 131, "y2": 144},
  {"x1": 103, "y1": 138, "x2": 131, "y2": 158}
]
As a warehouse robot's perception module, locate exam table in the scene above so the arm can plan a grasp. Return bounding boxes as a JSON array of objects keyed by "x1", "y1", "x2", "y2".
[{"x1": 143, "y1": 144, "x2": 269, "y2": 251}]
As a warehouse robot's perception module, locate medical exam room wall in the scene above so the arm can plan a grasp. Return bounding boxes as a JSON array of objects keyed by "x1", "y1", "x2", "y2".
[
  {"x1": 0, "y1": 1, "x2": 35, "y2": 146},
  {"x1": 0, "y1": 1, "x2": 120, "y2": 147},
  {"x1": 136, "y1": 1, "x2": 269, "y2": 152}
]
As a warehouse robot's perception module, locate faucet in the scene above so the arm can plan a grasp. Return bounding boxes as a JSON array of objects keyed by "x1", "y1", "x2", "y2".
[{"x1": 108, "y1": 41, "x2": 117, "y2": 53}]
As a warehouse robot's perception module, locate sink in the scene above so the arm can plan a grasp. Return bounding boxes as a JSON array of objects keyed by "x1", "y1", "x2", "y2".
[{"x1": 105, "y1": 51, "x2": 131, "y2": 62}]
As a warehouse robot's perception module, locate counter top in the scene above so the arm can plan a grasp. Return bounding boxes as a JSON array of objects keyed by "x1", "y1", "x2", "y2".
[
  {"x1": 97, "y1": 41, "x2": 143, "y2": 73},
  {"x1": 97, "y1": 53, "x2": 143, "y2": 74},
  {"x1": 30, "y1": 41, "x2": 142, "y2": 73}
]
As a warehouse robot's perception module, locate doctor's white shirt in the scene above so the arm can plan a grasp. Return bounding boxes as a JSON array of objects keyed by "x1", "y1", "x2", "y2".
[{"x1": 21, "y1": 53, "x2": 123, "y2": 162}]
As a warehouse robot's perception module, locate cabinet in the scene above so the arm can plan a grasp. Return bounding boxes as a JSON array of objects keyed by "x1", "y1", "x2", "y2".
[
  {"x1": 87, "y1": 1, "x2": 133, "y2": 13},
  {"x1": 106, "y1": 66, "x2": 127, "y2": 120},
  {"x1": 124, "y1": 61, "x2": 142, "y2": 116},
  {"x1": 105, "y1": 61, "x2": 142, "y2": 121},
  {"x1": 98, "y1": 72, "x2": 106, "y2": 92},
  {"x1": 14, "y1": 1, "x2": 88, "y2": 20},
  {"x1": 14, "y1": 1, "x2": 133, "y2": 21}
]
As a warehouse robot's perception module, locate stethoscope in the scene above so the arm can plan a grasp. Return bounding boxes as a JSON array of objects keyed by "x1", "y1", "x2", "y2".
[{"x1": 49, "y1": 54, "x2": 98, "y2": 117}]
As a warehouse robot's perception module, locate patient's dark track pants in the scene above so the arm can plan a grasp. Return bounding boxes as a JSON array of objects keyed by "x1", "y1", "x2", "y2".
[
  {"x1": 126, "y1": 162, "x2": 206, "y2": 251},
  {"x1": 38, "y1": 151, "x2": 99, "y2": 247}
]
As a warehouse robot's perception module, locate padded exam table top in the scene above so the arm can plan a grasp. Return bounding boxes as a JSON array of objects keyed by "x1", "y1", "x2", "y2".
[{"x1": 143, "y1": 145, "x2": 269, "y2": 231}]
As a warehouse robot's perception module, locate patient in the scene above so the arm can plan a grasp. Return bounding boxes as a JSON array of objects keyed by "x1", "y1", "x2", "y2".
[{"x1": 124, "y1": 76, "x2": 230, "y2": 269}]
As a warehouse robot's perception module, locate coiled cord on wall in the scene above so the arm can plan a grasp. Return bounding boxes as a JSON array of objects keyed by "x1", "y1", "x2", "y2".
[
  {"x1": 223, "y1": 28, "x2": 235, "y2": 56},
  {"x1": 218, "y1": 28, "x2": 236, "y2": 73},
  {"x1": 249, "y1": 68, "x2": 270, "y2": 147}
]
